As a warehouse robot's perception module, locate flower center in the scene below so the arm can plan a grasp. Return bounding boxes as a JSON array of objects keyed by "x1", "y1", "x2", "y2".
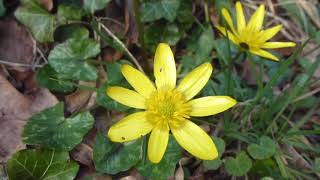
[
  {"x1": 239, "y1": 42, "x2": 249, "y2": 50},
  {"x1": 145, "y1": 88, "x2": 191, "y2": 128}
]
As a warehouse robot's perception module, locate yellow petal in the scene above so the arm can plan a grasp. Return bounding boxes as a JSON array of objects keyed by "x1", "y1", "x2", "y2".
[
  {"x1": 154, "y1": 43, "x2": 176, "y2": 89},
  {"x1": 108, "y1": 112, "x2": 153, "y2": 142},
  {"x1": 177, "y1": 63, "x2": 213, "y2": 101},
  {"x1": 106, "y1": 86, "x2": 146, "y2": 109},
  {"x1": 121, "y1": 64, "x2": 156, "y2": 98},
  {"x1": 249, "y1": 48, "x2": 279, "y2": 61},
  {"x1": 261, "y1": 42, "x2": 296, "y2": 49},
  {"x1": 148, "y1": 122, "x2": 169, "y2": 163},
  {"x1": 188, "y1": 96, "x2": 237, "y2": 117},
  {"x1": 171, "y1": 120, "x2": 218, "y2": 160},
  {"x1": 215, "y1": 25, "x2": 239, "y2": 45},
  {"x1": 221, "y1": 8, "x2": 237, "y2": 34},
  {"x1": 247, "y1": 4, "x2": 265, "y2": 31},
  {"x1": 236, "y1": 1, "x2": 246, "y2": 33},
  {"x1": 258, "y1": 25, "x2": 282, "y2": 42}
]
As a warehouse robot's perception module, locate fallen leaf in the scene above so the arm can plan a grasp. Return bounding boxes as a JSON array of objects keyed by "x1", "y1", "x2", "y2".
[
  {"x1": 71, "y1": 143, "x2": 93, "y2": 167},
  {"x1": 0, "y1": 17, "x2": 35, "y2": 72},
  {"x1": 0, "y1": 74, "x2": 58, "y2": 163}
]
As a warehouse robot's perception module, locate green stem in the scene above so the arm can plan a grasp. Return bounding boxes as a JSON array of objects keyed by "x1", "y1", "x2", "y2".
[{"x1": 48, "y1": 78, "x2": 98, "y2": 91}]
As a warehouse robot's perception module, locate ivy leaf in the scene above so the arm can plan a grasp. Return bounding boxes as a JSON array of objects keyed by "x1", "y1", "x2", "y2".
[
  {"x1": 140, "y1": 0, "x2": 180, "y2": 22},
  {"x1": 93, "y1": 133, "x2": 143, "y2": 174},
  {"x1": 57, "y1": 4, "x2": 85, "y2": 23},
  {"x1": 15, "y1": 0, "x2": 56, "y2": 42},
  {"x1": 137, "y1": 137, "x2": 182, "y2": 180},
  {"x1": 37, "y1": 64, "x2": 75, "y2": 93},
  {"x1": 225, "y1": 151, "x2": 252, "y2": 176},
  {"x1": 7, "y1": 149, "x2": 79, "y2": 180},
  {"x1": 83, "y1": 0, "x2": 111, "y2": 14},
  {"x1": 203, "y1": 137, "x2": 226, "y2": 170},
  {"x1": 48, "y1": 38, "x2": 100, "y2": 81},
  {"x1": 247, "y1": 136, "x2": 276, "y2": 160},
  {"x1": 22, "y1": 103, "x2": 94, "y2": 150}
]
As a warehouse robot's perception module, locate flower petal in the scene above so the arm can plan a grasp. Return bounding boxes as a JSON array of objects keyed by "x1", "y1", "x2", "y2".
[
  {"x1": 221, "y1": 8, "x2": 237, "y2": 34},
  {"x1": 188, "y1": 96, "x2": 237, "y2": 117},
  {"x1": 107, "y1": 86, "x2": 146, "y2": 109},
  {"x1": 171, "y1": 120, "x2": 218, "y2": 160},
  {"x1": 121, "y1": 64, "x2": 156, "y2": 98},
  {"x1": 261, "y1": 42, "x2": 296, "y2": 49},
  {"x1": 236, "y1": 1, "x2": 246, "y2": 33},
  {"x1": 249, "y1": 48, "x2": 279, "y2": 61},
  {"x1": 247, "y1": 4, "x2": 265, "y2": 31},
  {"x1": 177, "y1": 63, "x2": 213, "y2": 101},
  {"x1": 258, "y1": 25, "x2": 282, "y2": 42},
  {"x1": 108, "y1": 112, "x2": 153, "y2": 142},
  {"x1": 154, "y1": 43, "x2": 176, "y2": 89},
  {"x1": 148, "y1": 122, "x2": 169, "y2": 163},
  {"x1": 215, "y1": 25, "x2": 239, "y2": 45}
]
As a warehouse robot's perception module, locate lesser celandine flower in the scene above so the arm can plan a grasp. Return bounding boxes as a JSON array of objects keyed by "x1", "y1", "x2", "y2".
[
  {"x1": 216, "y1": 1, "x2": 296, "y2": 61},
  {"x1": 106, "y1": 43, "x2": 237, "y2": 163}
]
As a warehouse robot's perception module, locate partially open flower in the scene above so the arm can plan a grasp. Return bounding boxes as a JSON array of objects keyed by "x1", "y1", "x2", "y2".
[
  {"x1": 216, "y1": 1, "x2": 296, "y2": 61},
  {"x1": 106, "y1": 43, "x2": 237, "y2": 163}
]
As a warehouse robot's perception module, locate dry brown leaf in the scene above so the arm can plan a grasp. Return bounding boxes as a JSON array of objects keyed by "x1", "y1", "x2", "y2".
[
  {"x1": 0, "y1": 18, "x2": 35, "y2": 72},
  {"x1": 71, "y1": 143, "x2": 93, "y2": 167},
  {"x1": 0, "y1": 74, "x2": 58, "y2": 163}
]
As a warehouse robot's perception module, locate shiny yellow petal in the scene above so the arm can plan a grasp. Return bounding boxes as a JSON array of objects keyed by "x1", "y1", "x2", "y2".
[
  {"x1": 236, "y1": 1, "x2": 246, "y2": 33},
  {"x1": 171, "y1": 120, "x2": 218, "y2": 160},
  {"x1": 108, "y1": 112, "x2": 153, "y2": 142},
  {"x1": 177, "y1": 63, "x2": 213, "y2": 101},
  {"x1": 221, "y1": 8, "x2": 237, "y2": 34},
  {"x1": 188, "y1": 96, "x2": 237, "y2": 117},
  {"x1": 148, "y1": 122, "x2": 169, "y2": 163},
  {"x1": 121, "y1": 64, "x2": 156, "y2": 98},
  {"x1": 258, "y1": 25, "x2": 282, "y2": 42},
  {"x1": 106, "y1": 86, "x2": 146, "y2": 109},
  {"x1": 154, "y1": 43, "x2": 176, "y2": 89},
  {"x1": 247, "y1": 4, "x2": 265, "y2": 31},
  {"x1": 261, "y1": 42, "x2": 296, "y2": 49},
  {"x1": 215, "y1": 25, "x2": 239, "y2": 45},
  {"x1": 249, "y1": 48, "x2": 279, "y2": 61}
]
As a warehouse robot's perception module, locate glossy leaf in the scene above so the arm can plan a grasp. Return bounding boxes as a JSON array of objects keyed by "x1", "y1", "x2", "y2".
[
  {"x1": 15, "y1": 0, "x2": 56, "y2": 42},
  {"x1": 48, "y1": 38, "x2": 100, "y2": 81},
  {"x1": 247, "y1": 136, "x2": 276, "y2": 160},
  {"x1": 83, "y1": 0, "x2": 111, "y2": 14},
  {"x1": 93, "y1": 133, "x2": 143, "y2": 174},
  {"x1": 57, "y1": 4, "x2": 85, "y2": 23},
  {"x1": 23, "y1": 103, "x2": 94, "y2": 150},
  {"x1": 7, "y1": 149, "x2": 79, "y2": 180},
  {"x1": 140, "y1": 0, "x2": 180, "y2": 22},
  {"x1": 225, "y1": 151, "x2": 252, "y2": 176}
]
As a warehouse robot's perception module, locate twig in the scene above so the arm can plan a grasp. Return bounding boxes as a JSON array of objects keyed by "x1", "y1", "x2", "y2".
[
  {"x1": 0, "y1": 60, "x2": 43, "y2": 68},
  {"x1": 96, "y1": 18, "x2": 144, "y2": 73}
]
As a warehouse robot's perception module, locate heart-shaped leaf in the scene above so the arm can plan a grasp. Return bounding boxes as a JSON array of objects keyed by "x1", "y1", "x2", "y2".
[
  {"x1": 48, "y1": 38, "x2": 100, "y2": 81},
  {"x1": 83, "y1": 0, "x2": 111, "y2": 14},
  {"x1": 7, "y1": 149, "x2": 79, "y2": 180},
  {"x1": 137, "y1": 136, "x2": 182, "y2": 180},
  {"x1": 140, "y1": 0, "x2": 180, "y2": 22},
  {"x1": 15, "y1": 0, "x2": 56, "y2": 42},
  {"x1": 23, "y1": 103, "x2": 94, "y2": 150},
  {"x1": 225, "y1": 151, "x2": 252, "y2": 176},
  {"x1": 93, "y1": 133, "x2": 143, "y2": 174},
  {"x1": 203, "y1": 136, "x2": 226, "y2": 170},
  {"x1": 57, "y1": 4, "x2": 85, "y2": 23},
  {"x1": 247, "y1": 136, "x2": 276, "y2": 160}
]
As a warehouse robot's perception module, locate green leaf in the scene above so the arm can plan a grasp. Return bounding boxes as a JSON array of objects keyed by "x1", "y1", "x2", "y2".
[
  {"x1": 48, "y1": 38, "x2": 100, "y2": 81},
  {"x1": 23, "y1": 103, "x2": 94, "y2": 150},
  {"x1": 203, "y1": 137, "x2": 226, "y2": 170},
  {"x1": 37, "y1": 64, "x2": 75, "y2": 93},
  {"x1": 314, "y1": 158, "x2": 320, "y2": 173},
  {"x1": 57, "y1": 4, "x2": 85, "y2": 23},
  {"x1": 54, "y1": 24, "x2": 89, "y2": 42},
  {"x1": 140, "y1": 0, "x2": 180, "y2": 22},
  {"x1": 7, "y1": 149, "x2": 79, "y2": 180},
  {"x1": 137, "y1": 137, "x2": 182, "y2": 180},
  {"x1": 83, "y1": 0, "x2": 110, "y2": 14},
  {"x1": 14, "y1": 0, "x2": 56, "y2": 42},
  {"x1": 247, "y1": 136, "x2": 276, "y2": 160},
  {"x1": 0, "y1": 0, "x2": 5, "y2": 16},
  {"x1": 93, "y1": 133, "x2": 143, "y2": 174},
  {"x1": 225, "y1": 151, "x2": 252, "y2": 176}
]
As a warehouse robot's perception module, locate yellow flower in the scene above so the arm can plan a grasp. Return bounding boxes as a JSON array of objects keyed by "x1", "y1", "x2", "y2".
[
  {"x1": 216, "y1": 1, "x2": 296, "y2": 61},
  {"x1": 106, "y1": 43, "x2": 237, "y2": 163}
]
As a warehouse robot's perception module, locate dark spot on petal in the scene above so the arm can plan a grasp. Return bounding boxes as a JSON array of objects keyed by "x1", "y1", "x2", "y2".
[
  {"x1": 121, "y1": 137, "x2": 125, "y2": 140},
  {"x1": 160, "y1": 68, "x2": 162, "y2": 72},
  {"x1": 240, "y1": 42, "x2": 249, "y2": 50}
]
